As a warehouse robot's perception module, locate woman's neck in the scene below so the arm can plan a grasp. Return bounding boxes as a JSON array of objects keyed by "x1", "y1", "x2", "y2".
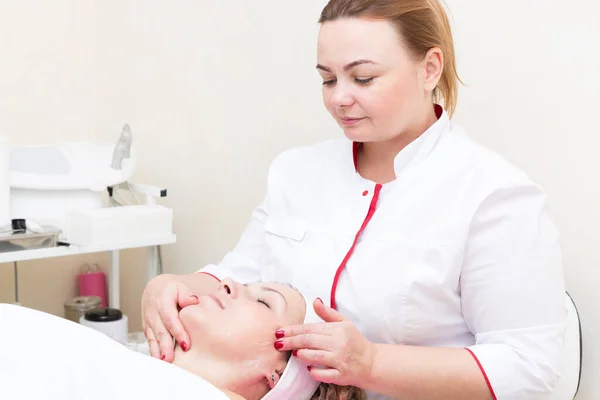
[{"x1": 358, "y1": 105, "x2": 438, "y2": 183}]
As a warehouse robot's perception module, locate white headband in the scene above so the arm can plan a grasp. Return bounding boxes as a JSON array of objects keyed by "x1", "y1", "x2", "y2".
[{"x1": 261, "y1": 293, "x2": 321, "y2": 400}]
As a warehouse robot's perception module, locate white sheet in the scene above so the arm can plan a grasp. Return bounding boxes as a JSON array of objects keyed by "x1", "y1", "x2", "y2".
[{"x1": 0, "y1": 304, "x2": 229, "y2": 400}]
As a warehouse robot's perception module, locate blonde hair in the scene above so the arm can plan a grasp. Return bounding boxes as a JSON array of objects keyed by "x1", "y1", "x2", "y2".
[
  {"x1": 310, "y1": 383, "x2": 366, "y2": 400},
  {"x1": 319, "y1": 0, "x2": 462, "y2": 117}
]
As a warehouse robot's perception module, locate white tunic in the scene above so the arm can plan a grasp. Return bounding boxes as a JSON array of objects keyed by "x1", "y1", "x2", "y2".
[{"x1": 200, "y1": 109, "x2": 567, "y2": 400}]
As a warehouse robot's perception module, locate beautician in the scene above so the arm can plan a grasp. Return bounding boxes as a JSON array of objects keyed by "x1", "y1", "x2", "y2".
[{"x1": 141, "y1": 1, "x2": 567, "y2": 399}]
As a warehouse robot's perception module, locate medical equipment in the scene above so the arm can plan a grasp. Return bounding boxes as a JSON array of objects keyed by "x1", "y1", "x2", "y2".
[
  {"x1": 9, "y1": 124, "x2": 137, "y2": 239},
  {"x1": 80, "y1": 307, "x2": 129, "y2": 345},
  {"x1": 78, "y1": 264, "x2": 107, "y2": 307},
  {"x1": 66, "y1": 203, "x2": 173, "y2": 246},
  {"x1": 64, "y1": 295, "x2": 102, "y2": 324},
  {"x1": 0, "y1": 222, "x2": 61, "y2": 253},
  {"x1": 111, "y1": 124, "x2": 133, "y2": 170}
]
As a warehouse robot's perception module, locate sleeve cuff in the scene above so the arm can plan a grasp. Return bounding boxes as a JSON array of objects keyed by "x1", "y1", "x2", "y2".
[
  {"x1": 465, "y1": 348, "x2": 498, "y2": 400},
  {"x1": 197, "y1": 271, "x2": 221, "y2": 282},
  {"x1": 196, "y1": 264, "x2": 239, "y2": 283},
  {"x1": 466, "y1": 344, "x2": 519, "y2": 400}
]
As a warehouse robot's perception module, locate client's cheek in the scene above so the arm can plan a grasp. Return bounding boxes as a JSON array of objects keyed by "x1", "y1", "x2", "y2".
[
  {"x1": 252, "y1": 336, "x2": 280, "y2": 353},
  {"x1": 240, "y1": 332, "x2": 285, "y2": 364},
  {"x1": 178, "y1": 307, "x2": 205, "y2": 330}
]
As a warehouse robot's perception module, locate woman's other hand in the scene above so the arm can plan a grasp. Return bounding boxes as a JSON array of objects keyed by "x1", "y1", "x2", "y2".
[
  {"x1": 141, "y1": 274, "x2": 199, "y2": 362},
  {"x1": 274, "y1": 298, "x2": 377, "y2": 387}
]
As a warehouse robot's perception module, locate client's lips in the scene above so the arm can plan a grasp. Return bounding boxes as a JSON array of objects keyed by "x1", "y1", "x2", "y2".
[{"x1": 208, "y1": 294, "x2": 224, "y2": 309}]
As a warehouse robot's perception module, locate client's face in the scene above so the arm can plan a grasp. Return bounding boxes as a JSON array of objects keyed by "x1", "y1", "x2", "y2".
[{"x1": 176, "y1": 278, "x2": 306, "y2": 400}]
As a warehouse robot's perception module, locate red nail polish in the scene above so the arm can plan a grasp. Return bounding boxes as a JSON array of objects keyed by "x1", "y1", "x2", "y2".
[
  {"x1": 307, "y1": 366, "x2": 312, "y2": 371},
  {"x1": 292, "y1": 350, "x2": 298, "y2": 357},
  {"x1": 181, "y1": 342, "x2": 188, "y2": 351},
  {"x1": 161, "y1": 355, "x2": 166, "y2": 360},
  {"x1": 275, "y1": 330, "x2": 285, "y2": 339},
  {"x1": 274, "y1": 340, "x2": 284, "y2": 350},
  {"x1": 316, "y1": 297, "x2": 324, "y2": 305}
]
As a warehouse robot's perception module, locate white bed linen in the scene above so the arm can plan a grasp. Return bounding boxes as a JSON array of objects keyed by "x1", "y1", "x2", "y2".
[{"x1": 0, "y1": 304, "x2": 229, "y2": 400}]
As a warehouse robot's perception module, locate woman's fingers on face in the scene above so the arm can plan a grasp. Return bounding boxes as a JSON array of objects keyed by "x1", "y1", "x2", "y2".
[
  {"x1": 161, "y1": 306, "x2": 190, "y2": 352},
  {"x1": 157, "y1": 329, "x2": 175, "y2": 362},
  {"x1": 142, "y1": 307, "x2": 164, "y2": 359},
  {"x1": 275, "y1": 332, "x2": 335, "y2": 352},
  {"x1": 144, "y1": 327, "x2": 161, "y2": 359},
  {"x1": 293, "y1": 349, "x2": 335, "y2": 368},
  {"x1": 140, "y1": 276, "x2": 185, "y2": 361},
  {"x1": 144, "y1": 317, "x2": 173, "y2": 361},
  {"x1": 309, "y1": 366, "x2": 342, "y2": 385},
  {"x1": 176, "y1": 282, "x2": 199, "y2": 309},
  {"x1": 279, "y1": 322, "x2": 332, "y2": 338}
]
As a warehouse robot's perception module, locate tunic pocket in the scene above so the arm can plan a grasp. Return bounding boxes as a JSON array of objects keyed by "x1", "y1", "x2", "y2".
[
  {"x1": 262, "y1": 216, "x2": 309, "y2": 285},
  {"x1": 264, "y1": 217, "x2": 308, "y2": 242}
]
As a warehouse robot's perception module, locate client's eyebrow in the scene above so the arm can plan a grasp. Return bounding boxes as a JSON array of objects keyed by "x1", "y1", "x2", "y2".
[{"x1": 261, "y1": 286, "x2": 288, "y2": 311}]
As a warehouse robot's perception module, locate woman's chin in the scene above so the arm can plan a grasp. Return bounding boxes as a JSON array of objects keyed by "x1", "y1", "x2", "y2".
[{"x1": 341, "y1": 126, "x2": 373, "y2": 142}]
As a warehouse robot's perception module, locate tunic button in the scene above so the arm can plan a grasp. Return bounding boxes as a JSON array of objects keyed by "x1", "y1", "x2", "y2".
[{"x1": 362, "y1": 190, "x2": 369, "y2": 196}]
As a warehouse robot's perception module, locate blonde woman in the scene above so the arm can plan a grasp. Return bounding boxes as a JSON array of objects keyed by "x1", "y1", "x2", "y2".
[
  {"x1": 1, "y1": 280, "x2": 364, "y2": 400},
  {"x1": 143, "y1": 1, "x2": 566, "y2": 399}
]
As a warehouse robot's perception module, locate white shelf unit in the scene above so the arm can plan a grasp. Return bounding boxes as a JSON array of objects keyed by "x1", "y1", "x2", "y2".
[
  {"x1": 1, "y1": 234, "x2": 176, "y2": 309},
  {"x1": 1, "y1": 181, "x2": 176, "y2": 309}
]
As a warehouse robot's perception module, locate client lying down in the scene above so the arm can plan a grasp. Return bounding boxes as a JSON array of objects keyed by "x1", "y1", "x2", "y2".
[{"x1": 0, "y1": 279, "x2": 364, "y2": 400}]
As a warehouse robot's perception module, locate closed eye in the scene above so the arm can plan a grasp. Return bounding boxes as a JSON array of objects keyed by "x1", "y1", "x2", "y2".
[
  {"x1": 257, "y1": 297, "x2": 271, "y2": 309},
  {"x1": 322, "y1": 77, "x2": 374, "y2": 86},
  {"x1": 355, "y1": 77, "x2": 374, "y2": 85}
]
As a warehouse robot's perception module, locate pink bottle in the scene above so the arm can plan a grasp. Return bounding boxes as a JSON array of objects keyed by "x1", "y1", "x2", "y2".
[{"x1": 78, "y1": 264, "x2": 107, "y2": 307}]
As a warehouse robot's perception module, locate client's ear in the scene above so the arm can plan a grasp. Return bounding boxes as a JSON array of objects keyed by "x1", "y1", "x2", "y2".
[{"x1": 264, "y1": 369, "x2": 281, "y2": 389}]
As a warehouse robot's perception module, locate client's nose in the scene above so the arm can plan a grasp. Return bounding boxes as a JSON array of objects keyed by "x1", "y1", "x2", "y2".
[{"x1": 219, "y1": 278, "x2": 238, "y2": 299}]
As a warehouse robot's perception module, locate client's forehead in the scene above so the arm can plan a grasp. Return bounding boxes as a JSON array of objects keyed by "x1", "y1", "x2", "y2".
[
  {"x1": 247, "y1": 281, "x2": 298, "y2": 295},
  {"x1": 247, "y1": 281, "x2": 306, "y2": 322}
]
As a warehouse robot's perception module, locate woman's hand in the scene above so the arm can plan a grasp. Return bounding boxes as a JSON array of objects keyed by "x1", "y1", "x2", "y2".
[
  {"x1": 141, "y1": 274, "x2": 199, "y2": 362},
  {"x1": 274, "y1": 298, "x2": 377, "y2": 387}
]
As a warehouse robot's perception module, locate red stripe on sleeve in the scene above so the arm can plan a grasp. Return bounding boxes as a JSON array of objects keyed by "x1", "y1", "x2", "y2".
[
  {"x1": 197, "y1": 271, "x2": 221, "y2": 282},
  {"x1": 465, "y1": 348, "x2": 498, "y2": 400}
]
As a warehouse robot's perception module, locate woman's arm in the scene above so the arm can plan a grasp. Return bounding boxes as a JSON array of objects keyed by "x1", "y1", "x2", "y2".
[{"x1": 363, "y1": 345, "x2": 492, "y2": 399}]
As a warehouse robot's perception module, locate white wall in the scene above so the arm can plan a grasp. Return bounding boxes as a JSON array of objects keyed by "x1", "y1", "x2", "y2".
[
  {"x1": 1, "y1": 1, "x2": 598, "y2": 398},
  {"x1": 0, "y1": 1, "x2": 101, "y2": 143}
]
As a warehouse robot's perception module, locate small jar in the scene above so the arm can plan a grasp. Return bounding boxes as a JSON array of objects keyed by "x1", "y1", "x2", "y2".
[
  {"x1": 80, "y1": 307, "x2": 129, "y2": 345},
  {"x1": 64, "y1": 295, "x2": 102, "y2": 323}
]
